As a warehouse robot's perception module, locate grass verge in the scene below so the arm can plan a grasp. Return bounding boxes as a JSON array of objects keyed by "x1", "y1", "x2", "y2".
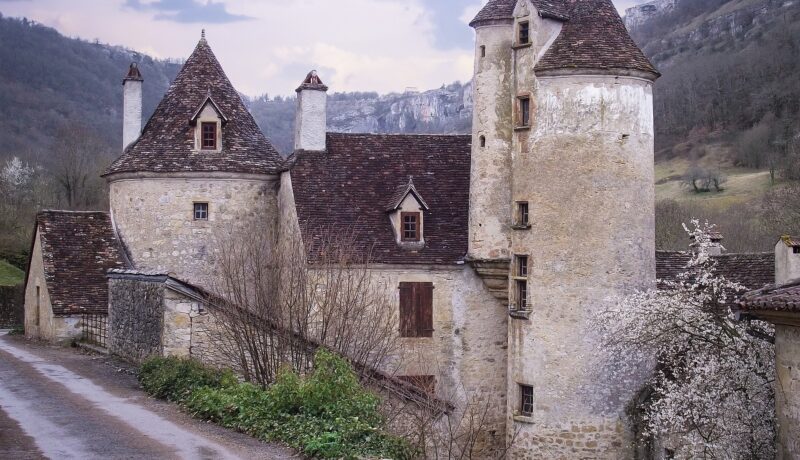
[{"x1": 0, "y1": 259, "x2": 24, "y2": 286}]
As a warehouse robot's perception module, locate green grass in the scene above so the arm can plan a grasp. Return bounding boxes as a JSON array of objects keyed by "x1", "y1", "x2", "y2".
[{"x1": 0, "y1": 259, "x2": 24, "y2": 286}]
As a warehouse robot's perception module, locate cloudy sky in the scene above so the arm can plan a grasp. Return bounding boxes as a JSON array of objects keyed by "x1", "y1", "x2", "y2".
[{"x1": 0, "y1": 0, "x2": 647, "y2": 96}]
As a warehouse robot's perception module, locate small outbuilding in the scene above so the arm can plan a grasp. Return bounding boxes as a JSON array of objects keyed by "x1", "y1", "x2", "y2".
[{"x1": 23, "y1": 211, "x2": 128, "y2": 344}]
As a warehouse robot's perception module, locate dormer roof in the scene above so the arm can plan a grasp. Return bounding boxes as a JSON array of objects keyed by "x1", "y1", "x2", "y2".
[
  {"x1": 469, "y1": 0, "x2": 569, "y2": 26},
  {"x1": 105, "y1": 35, "x2": 283, "y2": 177},
  {"x1": 190, "y1": 93, "x2": 228, "y2": 125},
  {"x1": 386, "y1": 177, "x2": 430, "y2": 212}
]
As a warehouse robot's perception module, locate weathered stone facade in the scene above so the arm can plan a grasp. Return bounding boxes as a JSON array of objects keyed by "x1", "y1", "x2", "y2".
[
  {"x1": 775, "y1": 324, "x2": 800, "y2": 459},
  {"x1": 108, "y1": 173, "x2": 278, "y2": 287},
  {"x1": 108, "y1": 277, "x2": 165, "y2": 361}
]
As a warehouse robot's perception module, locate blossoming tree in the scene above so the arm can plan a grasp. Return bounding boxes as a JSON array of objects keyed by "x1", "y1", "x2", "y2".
[{"x1": 596, "y1": 221, "x2": 775, "y2": 459}]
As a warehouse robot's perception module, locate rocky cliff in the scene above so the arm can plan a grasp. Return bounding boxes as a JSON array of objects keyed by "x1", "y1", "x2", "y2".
[{"x1": 625, "y1": 0, "x2": 676, "y2": 31}]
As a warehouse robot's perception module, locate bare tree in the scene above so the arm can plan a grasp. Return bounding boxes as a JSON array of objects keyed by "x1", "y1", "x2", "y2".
[
  {"x1": 207, "y1": 221, "x2": 400, "y2": 387},
  {"x1": 49, "y1": 123, "x2": 111, "y2": 209}
]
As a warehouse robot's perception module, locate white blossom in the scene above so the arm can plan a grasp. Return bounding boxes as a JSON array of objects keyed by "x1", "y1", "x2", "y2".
[
  {"x1": 594, "y1": 221, "x2": 775, "y2": 459},
  {"x1": 1, "y1": 156, "x2": 34, "y2": 189}
]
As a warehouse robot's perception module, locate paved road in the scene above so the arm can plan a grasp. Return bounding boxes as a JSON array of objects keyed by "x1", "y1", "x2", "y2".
[{"x1": 0, "y1": 332, "x2": 298, "y2": 459}]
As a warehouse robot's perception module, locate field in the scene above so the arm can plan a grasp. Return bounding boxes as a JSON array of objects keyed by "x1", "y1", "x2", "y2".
[{"x1": 0, "y1": 259, "x2": 24, "y2": 286}]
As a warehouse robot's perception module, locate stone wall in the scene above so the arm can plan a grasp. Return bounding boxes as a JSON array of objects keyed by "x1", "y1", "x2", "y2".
[
  {"x1": 108, "y1": 173, "x2": 278, "y2": 287},
  {"x1": 0, "y1": 284, "x2": 24, "y2": 327},
  {"x1": 775, "y1": 240, "x2": 800, "y2": 285},
  {"x1": 108, "y1": 277, "x2": 165, "y2": 361},
  {"x1": 775, "y1": 324, "x2": 800, "y2": 459}
]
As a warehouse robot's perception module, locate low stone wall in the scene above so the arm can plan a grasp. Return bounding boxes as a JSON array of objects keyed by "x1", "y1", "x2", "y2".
[
  {"x1": 0, "y1": 284, "x2": 24, "y2": 327},
  {"x1": 108, "y1": 277, "x2": 165, "y2": 361}
]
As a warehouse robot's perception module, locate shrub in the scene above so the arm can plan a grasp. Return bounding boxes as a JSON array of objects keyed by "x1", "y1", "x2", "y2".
[
  {"x1": 138, "y1": 356, "x2": 235, "y2": 403},
  {"x1": 142, "y1": 350, "x2": 415, "y2": 459}
]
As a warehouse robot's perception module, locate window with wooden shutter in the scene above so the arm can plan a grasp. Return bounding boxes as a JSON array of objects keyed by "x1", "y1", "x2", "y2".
[{"x1": 399, "y1": 282, "x2": 434, "y2": 338}]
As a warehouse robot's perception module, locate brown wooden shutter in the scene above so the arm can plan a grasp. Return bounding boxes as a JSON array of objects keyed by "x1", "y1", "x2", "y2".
[
  {"x1": 399, "y1": 283, "x2": 416, "y2": 337},
  {"x1": 417, "y1": 282, "x2": 434, "y2": 338}
]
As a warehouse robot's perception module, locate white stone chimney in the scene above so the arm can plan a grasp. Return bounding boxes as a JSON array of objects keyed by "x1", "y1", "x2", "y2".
[
  {"x1": 294, "y1": 70, "x2": 328, "y2": 152},
  {"x1": 122, "y1": 62, "x2": 143, "y2": 151},
  {"x1": 775, "y1": 236, "x2": 800, "y2": 285},
  {"x1": 690, "y1": 232, "x2": 725, "y2": 256}
]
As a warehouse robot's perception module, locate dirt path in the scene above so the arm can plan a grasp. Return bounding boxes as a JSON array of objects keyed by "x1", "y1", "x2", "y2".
[{"x1": 0, "y1": 332, "x2": 298, "y2": 459}]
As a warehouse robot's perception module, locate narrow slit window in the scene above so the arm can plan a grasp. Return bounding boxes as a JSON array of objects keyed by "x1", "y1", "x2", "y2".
[
  {"x1": 402, "y1": 212, "x2": 420, "y2": 242},
  {"x1": 35, "y1": 286, "x2": 41, "y2": 326},
  {"x1": 516, "y1": 279, "x2": 527, "y2": 309},
  {"x1": 518, "y1": 96, "x2": 531, "y2": 127},
  {"x1": 517, "y1": 255, "x2": 529, "y2": 277},
  {"x1": 518, "y1": 21, "x2": 530, "y2": 45},
  {"x1": 520, "y1": 384, "x2": 534, "y2": 416},
  {"x1": 480, "y1": 45, "x2": 486, "y2": 57},
  {"x1": 480, "y1": 135, "x2": 486, "y2": 148},
  {"x1": 517, "y1": 202, "x2": 529, "y2": 226},
  {"x1": 201, "y1": 122, "x2": 217, "y2": 150},
  {"x1": 193, "y1": 202, "x2": 209, "y2": 220}
]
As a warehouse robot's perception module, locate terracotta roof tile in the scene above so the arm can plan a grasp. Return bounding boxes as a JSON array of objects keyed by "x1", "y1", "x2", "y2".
[
  {"x1": 739, "y1": 280, "x2": 800, "y2": 313},
  {"x1": 656, "y1": 251, "x2": 775, "y2": 291},
  {"x1": 290, "y1": 133, "x2": 471, "y2": 265},
  {"x1": 105, "y1": 37, "x2": 283, "y2": 176},
  {"x1": 535, "y1": 0, "x2": 659, "y2": 78},
  {"x1": 35, "y1": 211, "x2": 128, "y2": 316}
]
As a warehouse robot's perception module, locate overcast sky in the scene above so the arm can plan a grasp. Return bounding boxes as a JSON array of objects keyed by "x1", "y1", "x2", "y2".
[{"x1": 0, "y1": 0, "x2": 648, "y2": 96}]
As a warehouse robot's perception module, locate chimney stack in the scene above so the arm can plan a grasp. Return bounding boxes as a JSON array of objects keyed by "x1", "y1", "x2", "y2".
[
  {"x1": 690, "y1": 232, "x2": 725, "y2": 256},
  {"x1": 294, "y1": 70, "x2": 328, "y2": 152},
  {"x1": 122, "y1": 62, "x2": 143, "y2": 151},
  {"x1": 775, "y1": 236, "x2": 800, "y2": 285}
]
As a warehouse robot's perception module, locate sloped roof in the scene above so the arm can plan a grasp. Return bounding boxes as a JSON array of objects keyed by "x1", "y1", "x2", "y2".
[
  {"x1": 656, "y1": 251, "x2": 775, "y2": 291},
  {"x1": 386, "y1": 177, "x2": 430, "y2": 212},
  {"x1": 33, "y1": 211, "x2": 128, "y2": 316},
  {"x1": 739, "y1": 280, "x2": 800, "y2": 313},
  {"x1": 535, "y1": 0, "x2": 659, "y2": 78},
  {"x1": 290, "y1": 133, "x2": 471, "y2": 265},
  {"x1": 470, "y1": 0, "x2": 569, "y2": 25},
  {"x1": 779, "y1": 235, "x2": 800, "y2": 247},
  {"x1": 106, "y1": 37, "x2": 283, "y2": 176}
]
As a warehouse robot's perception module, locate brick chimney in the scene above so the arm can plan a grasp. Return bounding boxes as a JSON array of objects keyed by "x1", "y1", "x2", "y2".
[
  {"x1": 294, "y1": 70, "x2": 328, "y2": 152},
  {"x1": 775, "y1": 236, "x2": 800, "y2": 285},
  {"x1": 122, "y1": 62, "x2": 143, "y2": 151}
]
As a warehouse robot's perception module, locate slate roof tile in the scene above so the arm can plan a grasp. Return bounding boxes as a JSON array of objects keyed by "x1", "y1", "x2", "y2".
[
  {"x1": 105, "y1": 37, "x2": 283, "y2": 176},
  {"x1": 739, "y1": 280, "x2": 800, "y2": 313},
  {"x1": 34, "y1": 211, "x2": 128, "y2": 316},
  {"x1": 290, "y1": 133, "x2": 471, "y2": 265},
  {"x1": 656, "y1": 251, "x2": 775, "y2": 291}
]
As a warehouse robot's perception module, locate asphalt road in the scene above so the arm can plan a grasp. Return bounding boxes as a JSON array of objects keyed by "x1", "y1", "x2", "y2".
[{"x1": 0, "y1": 332, "x2": 298, "y2": 460}]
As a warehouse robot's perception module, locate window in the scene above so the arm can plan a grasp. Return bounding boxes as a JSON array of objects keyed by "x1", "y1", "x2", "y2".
[
  {"x1": 518, "y1": 96, "x2": 531, "y2": 127},
  {"x1": 794, "y1": 246, "x2": 800, "y2": 254},
  {"x1": 401, "y1": 212, "x2": 421, "y2": 242},
  {"x1": 479, "y1": 135, "x2": 486, "y2": 148},
  {"x1": 399, "y1": 282, "x2": 434, "y2": 338},
  {"x1": 517, "y1": 255, "x2": 529, "y2": 277},
  {"x1": 516, "y1": 279, "x2": 528, "y2": 309},
  {"x1": 518, "y1": 21, "x2": 530, "y2": 45},
  {"x1": 201, "y1": 122, "x2": 217, "y2": 150},
  {"x1": 399, "y1": 375, "x2": 436, "y2": 394},
  {"x1": 35, "y1": 286, "x2": 40, "y2": 326},
  {"x1": 519, "y1": 384, "x2": 534, "y2": 416},
  {"x1": 480, "y1": 45, "x2": 486, "y2": 57},
  {"x1": 517, "y1": 202, "x2": 529, "y2": 226},
  {"x1": 193, "y1": 202, "x2": 209, "y2": 220}
]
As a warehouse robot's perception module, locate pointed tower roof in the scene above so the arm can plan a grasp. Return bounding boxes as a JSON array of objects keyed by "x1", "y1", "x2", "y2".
[{"x1": 105, "y1": 34, "x2": 283, "y2": 176}]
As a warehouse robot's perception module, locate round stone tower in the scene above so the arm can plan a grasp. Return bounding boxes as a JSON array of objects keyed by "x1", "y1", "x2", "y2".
[
  {"x1": 470, "y1": 0, "x2": 659, "y2": 457},
  {"x1": 104, "y1": 34, "x2": 284, "y2": 287}
]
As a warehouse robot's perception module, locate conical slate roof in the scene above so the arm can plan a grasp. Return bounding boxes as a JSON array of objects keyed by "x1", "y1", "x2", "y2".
[
  {"x1": 106, "y1": 36, "x2": 283, "y2": 176},
  {"x1": 471, "y1": 0, "x2": 658, "y2": 79}
]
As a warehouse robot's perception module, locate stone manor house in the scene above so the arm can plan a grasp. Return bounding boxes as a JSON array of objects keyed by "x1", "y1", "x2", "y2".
[{"x1": 21, "y1": 0, "x2": 800, "y2": 458}]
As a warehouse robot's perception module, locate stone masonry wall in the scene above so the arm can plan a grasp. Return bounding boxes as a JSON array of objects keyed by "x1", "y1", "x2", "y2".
[
  {"x1": 108, "y1": 174, "x2": 278, "y2": 288},
  {"x1": 775, "y1": 324, "x2": 800, "y2": 459},
  {"x1": 108, "y1": 278, "x2": 165, "y2": 361}
]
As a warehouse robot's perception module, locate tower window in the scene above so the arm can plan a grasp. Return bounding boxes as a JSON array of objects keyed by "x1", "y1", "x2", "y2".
[
  {"x1": 480, "y1": 45, "x2": 486, "y2": 57},
  {"x1": 516, "y1": 202, "x2": 529, "y2": 226},
  {"x1": 479, "y1": 135, "x2": 486, "y2": 148},
  {"x1": 518, "y1": 21, "x2": 530, "y2": 45},
  {"x1": 402, "y1": 212, "x2": 421, "y2": 242},
  {"x1": 519, "y1": 384, "x2": 534, "y2": 416},
  {"x1": 193, "y1": 202, "x2": 209, "y2": 220},
  {"x1": 518, "y1": 96, "x2": 531, "y2": 127},
  {"x1": 516, "y1": 279, "x2": 527, "y2": 309},
  {"x1": 36, "y1": 286, "x2": 41, "y2": 326},
  {"x1": 201, "y1": 122, "x2": 217, "y2": 150},
  {"x1": 517, "y1": 255, "x2": 529, "y2": 277},
  {"x1": 794, "y1": 247, "x2": 800, "y2": 254}
]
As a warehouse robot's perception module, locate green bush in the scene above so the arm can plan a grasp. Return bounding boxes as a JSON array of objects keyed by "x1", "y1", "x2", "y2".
[
  {"x1": 138, "y1": 356, "x2": 235, "y2": 402},
  {"x1": 140, "y1": 350, "x2": 415, "y2": 459}
]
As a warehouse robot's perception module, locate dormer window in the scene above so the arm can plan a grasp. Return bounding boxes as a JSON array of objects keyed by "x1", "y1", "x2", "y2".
[
  {"x1": 518, "y1": 21, "x2": 530, "y2": 45},
  {"x1": 402, "y1": 212, "x2": 421, "y2": 242},
  {"x1": 201, "y1": 122, "x2": 217, "y2": 150}
]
